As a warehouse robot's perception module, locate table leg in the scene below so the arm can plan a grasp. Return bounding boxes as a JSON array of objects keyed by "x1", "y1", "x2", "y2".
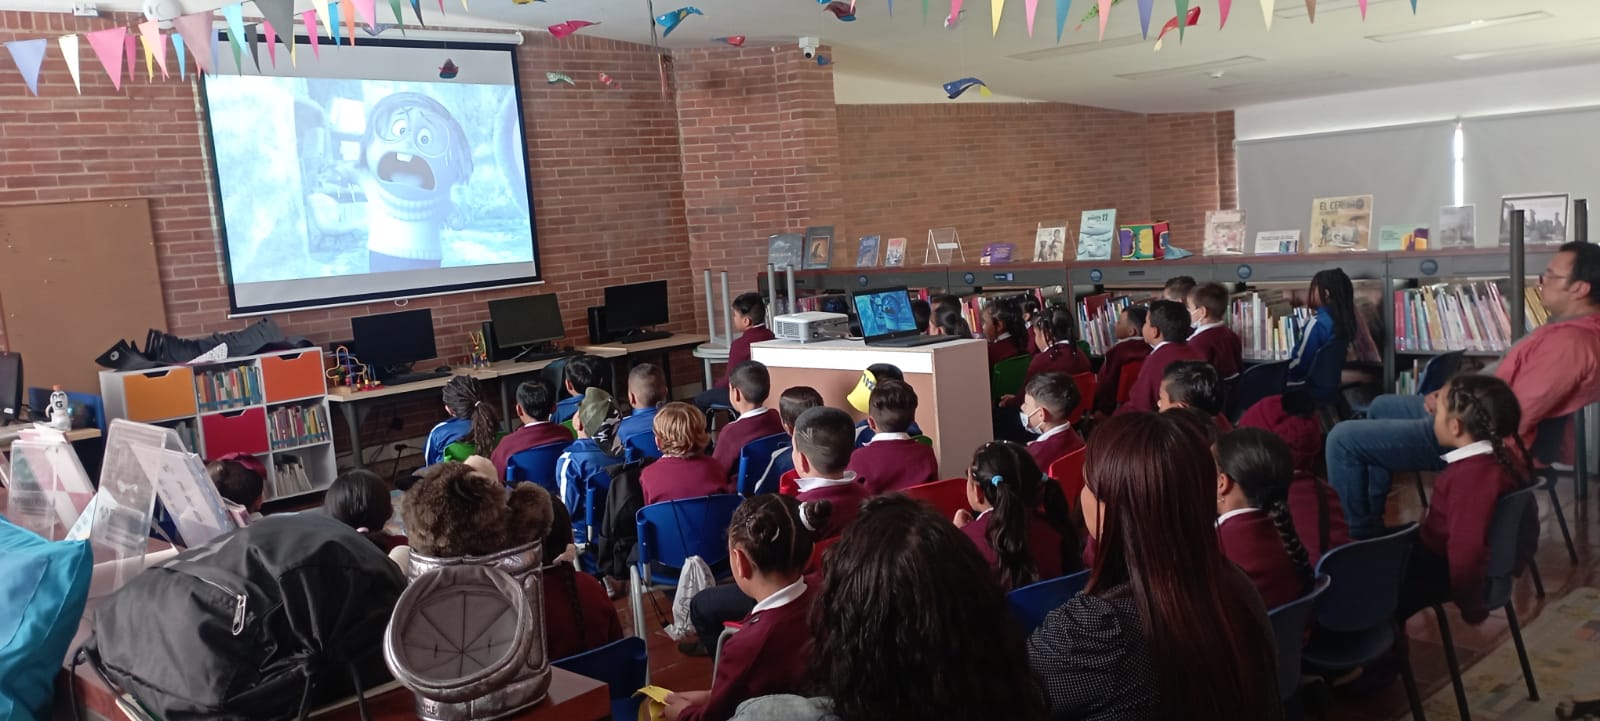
[
  {"x1": 702, "y1": 357, "x2": 713, "y2": 389},
  {"x1": 499, "y1": 379, "x2": 515, "y2": 432},
  {"x1": 339, "y1": 402, "x2": 364, "y2": 471},
  {"x1": 659, "y1": 351, "x2": 674, "y2": 395}
]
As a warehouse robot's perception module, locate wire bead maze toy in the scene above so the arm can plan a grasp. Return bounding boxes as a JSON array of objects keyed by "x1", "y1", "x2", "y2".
[{"x1": 327, "y1": 346, "x2": 380, "y2": 391}]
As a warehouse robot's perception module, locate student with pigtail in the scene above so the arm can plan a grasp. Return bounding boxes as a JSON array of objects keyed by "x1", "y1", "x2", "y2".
[
  {"x1": 426, "y1": 375, "x2": 502, "y2": 465},
  {"x1": 1213, "y1": 428, "x2": 1316, "y2": 609},
  {"x1": 540, "y1": 497, "x2": 621, "y2": 661},
  {"x1": 953, "y1": 440, "x2": 1080, "y2": 590},
  {"x1": 1397, "y1": 374, "x2": 1534, "y2": 624}
]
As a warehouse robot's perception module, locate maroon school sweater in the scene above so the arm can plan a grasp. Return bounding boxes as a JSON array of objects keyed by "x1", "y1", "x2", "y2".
[
  {"x1": 1027, "y1": 426, "x2": 1085, "y2": 473},
  {"x1": 988, "y1": 334, "x2": 1029, "y2": 369},
  {"x1": 849, "y1": 437, "x2": 939, "y2": 495},
  {"x1": 1238, "y1": 396, "x2": 1324, "y2": 474},
  {"x1": 1286, "y1": 471, "x2": 1350, "y2": 565},
  {"x1": 719, "y1": 325, "x2": 776, "y2": 388},
  {"x1": 1421, "y1": 453, "x2": 1521, "y2": 623},
  {"x1": 1094, "y1": 338, "x2": 1151, "y2": 415},
  {"x1": 1217, "y1": 509, "x2": 1303, "y2": 610},
  {"x1": 1188, "y1": 323, "x2": 1244, "y2": 380},
  {"x1": 541, "y1": 564, "x2": 622, "y2": 661},
  {"x1": 712, "y1": 410, "x2": 786, "y2": 479},
  {"x1": 1002, "y1": 343, "x2": 1093, "y2": 409},
  {"x1": 678, "y1": 584, "x2": 817, "y2": 721},
  {"x1": 489, "y1": 421, "x2": 576, "y2": 481},
  {"x1": 960, "y1": 512, "x2": 1074, "y2": 587},
  {"x1": 1116, "y1": 341, "x2": 1205, "y2": 415},
  {"x1": 640, "y1": 455, "x2": 729, "y2": 505},
  {"x1": 794, "y1": 476, "x2": 869, "y2": 539}
]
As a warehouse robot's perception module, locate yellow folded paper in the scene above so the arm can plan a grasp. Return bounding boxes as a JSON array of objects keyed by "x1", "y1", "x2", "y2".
[{"x1": 634, "y1": 685, "x2": 674, "y2": 721}]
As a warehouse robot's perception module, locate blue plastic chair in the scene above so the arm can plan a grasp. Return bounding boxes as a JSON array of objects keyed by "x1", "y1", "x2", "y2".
[
  {"x1": 505, "y1": 440, "x2": 572, "y2": 496},
  {"x1": 622, "y1": 431, "x2": 662, "y2": 463},
  {"x1": 1268, "y1": 575, "x2": 1332, "y2": 707},
  {"x1": 628, "y1": 494, "x2": 743, "y2": 639},
  {"x1": 1297, "y1": 338, "x2": 1352, "y2": 422},
  {"x1": 1427, "y1": 485, "x2": 1541, "y2": 721},
  {"x1": 1225, "y1": 361, "x2": 1288, "y2": 423},
  {"x1": 552, "y1": 637, "x2": 648, "y2": 721},
  {"x1": 1302, "y1": 523, "x2": 1424, "y2": 721},
  {"x1": 736, "y1": 432, "x2": 791, "y2": 496},
  {"x1": 1006, "y1": 569, "x2": 1090, "y2": 634}
]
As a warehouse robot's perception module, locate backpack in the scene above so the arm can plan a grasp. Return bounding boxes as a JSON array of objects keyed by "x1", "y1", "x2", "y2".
[
  {"x1": 82, "y1": 514, "x2": 406, "y2": 721},
  {"x1": 595, "y1": 457, "x2": 653, "y2": 579}
]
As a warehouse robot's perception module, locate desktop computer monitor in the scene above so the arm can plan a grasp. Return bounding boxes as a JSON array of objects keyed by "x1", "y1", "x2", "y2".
[
  {"x1": 603, "y1": 280, "x2": 670, "y2": 332},
  {"x1": 351, "y1": 308, "x2": 437, "y2": 375},
  {"x1": 488, "y1": 294, "x2": 565, "y2": 350}
]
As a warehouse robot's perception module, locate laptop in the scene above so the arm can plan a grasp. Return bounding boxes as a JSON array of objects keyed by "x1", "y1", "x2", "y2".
[{"x1": 851, "y1": 287, "x2": 961, "y2": 348}]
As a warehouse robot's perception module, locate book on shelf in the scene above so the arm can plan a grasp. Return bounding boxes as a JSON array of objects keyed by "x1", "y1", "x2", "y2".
[
  {"x1": 166, "y1": 419, "x2": 200, "y2": 454},
  {"x1": 268, "y1": 404, "x2": 331, "y2": 450},
  {"x1": 1394, "y1": 281, "x2": 1547, "y2": 353},
  {"x1": 196, "y1": 365, "x2": 262, "y2": 412},
  {"x1": 269, "y1": 454, "x2": 314, "y2": 499},
  {"x1": 793, "y1": 292, "x2": 854, "y2": 315},
  {"x1": 1228, "y1": 290, "x2": 1383, "y2": 364},
  {"x1": 1077, "y1": 292, "x2": 1135, "y2": 356}
]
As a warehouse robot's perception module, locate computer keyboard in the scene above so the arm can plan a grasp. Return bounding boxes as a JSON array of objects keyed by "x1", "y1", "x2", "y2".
[
  {"x1": 617, "y1": 331, "x2": 673, "y2": 344},
  {"x1": 384, "y1": 369, "x2": 452, "y2": 385},
  {"x1": 514, "y1": 348, "x2": 580, "y2": 363}
]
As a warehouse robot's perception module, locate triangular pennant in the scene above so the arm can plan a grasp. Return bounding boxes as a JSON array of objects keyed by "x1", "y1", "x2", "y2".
[
  {"x1": 85, "y1": 26, "x2": 126, "y2": 91},
  {"x1": 1410, "y1": 0, "x2": 1417, "y2": 12},
  {"x1": 172, "y1": 32, "x2": 187, "y2": 80},
  {"x1": 990, "y1": 0, "x2": 1002, "y2": 35},
  {"x1": 1023, "y1": 0, "x2": 1037, "y2": 35},
  {"x1": 1054, "y1": 0, "x2": 1070, "y2": 41},
  {"x1": 327, "y1": 1, "x2": 344, "y2": 45},
  {"x1": 459, "y1": 0, "x2": 468, "y2": 13},
  {"x1": 388, "y1": 0, "x2": 405, "y2": 29},
  {"x1": 172, "y1": 12, "x2": 214, "y2": 73},
  {"x1": 58, "y1": 34, "x2": 82, "y2": 94},
  {"x1": 407, "y1": 0, "x2": 424, "y2": 25},
  {"x1": 1260, "y1": 0, "x2": 1272, "y2": 28},
  {"x1": 254, "y1": 0, "x2": 297, "y2": 55},
  {"x1": 1175, "y1": 0, "x2": 1188, "y2": 39},
  {"x1": 244, "y1": 22, "x2": 262, "y2": 71},
  {"x1": 4, "y1": 39, "x2": 47, "y2": 96},
  {"x1": 1096, "y1": 0, "x2": 1111, "y2": 38},
  {"x1": 352, "y1": 0, "x2": 377, "y2": 31},
  {"x1": 1218, "y1": 0, "x2": 1231, "y2": 27},
  {"x1": 1358, "y1": 0, "x2": 1367, "y2": 18},
  {"x1": 263, "y1": 22, "x2": 278, "y2": 66},
  {"x1": 209, "y1": 28, "x2": 221, "y2": 74},
  {"x1": 139, "y1": 28, "x2": 155, "y2": 80},
  {"x1": 341, "y1": 0, "x2": 357, "y2": 44},
  {"x1": 1137, "y1": 0, "x2": 1153, "y2": 37},
  {"x1": 438, "y1": 0, "x2": 445, "y2": 16},
  {"x1": 138, "y1": 20, "x2": 168, "y2": 80},
  {"x1": 221, "y1": 3, "x2": 249, "y2": 70},
  {"x1": 1303, "y1": 0, "x2": 1315, "y2": 23},
  {"x1": 122, "y1": 33, "x2": 136, "y2": 84},
  {"x1": 303, "y1": 9, "x2": 323, "y2": 58}
]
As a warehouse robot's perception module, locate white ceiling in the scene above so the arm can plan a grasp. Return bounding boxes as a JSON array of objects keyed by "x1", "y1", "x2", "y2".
[{"x1": 20, "y1": 0, "x2": 1600, "y2": 111}]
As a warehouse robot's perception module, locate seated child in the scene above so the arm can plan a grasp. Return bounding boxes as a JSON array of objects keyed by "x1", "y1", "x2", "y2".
[
  {"x1": 1186, "y1": 283, "x2": 1244, "y2": 381},
  {"x1": 685, "y1": 499, "x2": 831, "y2": 659},
  {"x1": 1020, "y1": 373, "x2": 1086, "y2": 471},
  {"x1": 489, "y1": 379, "x2": 577, "y2": 481},
  {"x1": 928, "y1": 294, "x2": 961, "y2": 334},
  {"x1": 426, "y1": 375, "x2": 501, "y2": 465},
  {"x1": 324, "y1": 469, "x2": 405, "y2": 552},
  {"x1": 618, "y1": 363, "x2": 668, "y2": 442},
  {"x1": 848, "y1": 380, "x2": 938, "y2": 495},
  {"x1": 1238, "y1": 391, "x2": 1323, "y2": 475},
  {"x1": 788, "y1": 407, "x2": 869, "y2": 539},
  {"x1": 1162, "y1": 275, "x2": 1197, "y2": 303},
  {"x1": 771, "y1": 386, "x2": 825, "y2": 496},
  {"x1": 932, "y1": 307, "x2": 974, "y2": 338},
  {"x1": 1093, "y1": 306, "x2": 1151, "y2": 417},
  {"x1": 556, "y1": 388, "x2": 622, "y2": 544},
  {"x1": 208, "y1": 453, "x2": 266, "y2": 519},
  {"x1": 1156, "y1": 360, "x2": 1232, "y2": 433},
  {"x1": 981, "y1": 298, "x2": 1030, "y2": 368},
  {"x1": 556, "y1": 355, "x2": 607, "y2": 425},
  {"x1": 849, "y1": 364, "x2": 922, "y2": 447},
  {"x1": 910, "y1": 299, "x2": 932, "y2": 336},
  {"x1": 695, "y1": 292, "x2": 775, "y2": 411},
  {"x1": 640, "y1": 402, "x2": 728, "y2": 505},
  {"x1": 666, "y1": 495, "x2": 822, "y2": 721},
  {"x1": 1116, "y1": 300, "x2": 1204, "y2": 414},
  {"x1": 1002, "y1": 304, "x2": 1090, "y2": 410},
  {"x1": 953, "y1": 440, "x2": 1079, "y2": 590},
  {"x1": 711, "y1": 361, "x2": 785, "y2": 477},
  {"x1": 541, "y1": 497, "x2": 623, "y2": 660},
  {"x1": 1213, "y1": 428, "x2": 1317, "y2": 609}
]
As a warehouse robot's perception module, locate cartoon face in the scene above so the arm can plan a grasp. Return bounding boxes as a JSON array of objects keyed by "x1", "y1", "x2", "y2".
[{"x1": 361, "y1": 92, "x2": 472, "y2": 209}]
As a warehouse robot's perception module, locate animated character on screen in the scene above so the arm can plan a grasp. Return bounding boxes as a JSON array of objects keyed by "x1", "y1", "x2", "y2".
[{"x1": 359, "y1": 91, "x2": 473, "y2": 272}]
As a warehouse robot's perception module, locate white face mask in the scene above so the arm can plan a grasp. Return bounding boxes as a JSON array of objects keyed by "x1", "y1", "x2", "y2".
[{"x1": 1020, "y1": 409, "x2": 1042, "y2": 436}]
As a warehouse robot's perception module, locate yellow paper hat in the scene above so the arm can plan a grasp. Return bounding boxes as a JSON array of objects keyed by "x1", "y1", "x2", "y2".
[{"x1": 847, "y1": 369, "x2": 878, "y2": 413}]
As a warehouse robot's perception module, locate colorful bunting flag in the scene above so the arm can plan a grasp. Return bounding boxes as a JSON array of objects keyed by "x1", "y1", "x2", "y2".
[
  {"x1": 1259, "y1": 0, "x2": 1272, "y2": 28},
  {"x1": 172, "y1": 32, "x2": 186, "y2": 79},
  {"x1": 1096, "y1": 0, "x2": 1111, "y2": 38},
  {"x1": 244, "y1": 22, "x2": 262, "y2": 71},
  {"x1": 84, "y1": 26, "x2": 126, "y2": 91},
  {"x1": 341, "y1": 0, "x2": 357, "y2": 44},
  {"x1": 408, "y1": 0, "x2": 425, "y2": 25},
  {"x1": 254, "y1": 0, "x2": 297, "y2": 56},
  {"x1": 58, "y1": 34, "x2": 82, "y2": 93},
  {"x1": 438, "y1": 0, "x2": 445, "y2": 16},
  {"x1": 923, "y1": 0, "x2": 929, "y2": 22},
  {"x1": 1023, "y1": 0, "x2": 1037, "y2": 35},
  {"x1": 990, "y1": 0, "x2": 1002, "y2": 35},
  {"x1": 4, "y1": 38, "x2": 47, "y2": 96},
  {"x1": 138, "y1": 20, "x2": 168, "y2": 80},
  {"x1": 1175, "y1": 0, "x2": 1188, "y2": 39},
  {"x1": 303, "y1": 9, "x2": 323, "y2": 58},
  {"x1": 1303, "y1": 0, "x2": 1315, "y2": 23},
  {"x1": 1137, "y1": 0, "x2": 1153, "y2": 37},
  {"x1": 388, "y1": 0, "x2": 408, "y2": 34},
  {"x1": 327, "y1": 0, "x2": 344, "y2": 45},
  {"x1": 122, "y1": 33, "x2": 136, "y2": 84},
  {"x1": 1358, "y1": 0, "x2": 1367, "y2": 19},
  {"x1": 263, "y1": 22, "x2": 278, "y2": 66},
  {"x1": 221, "y1": 3, "x2": 249, "y2": 70},
  {"x1": 1218, "y1": 0, "x2": 1230, "y2": 28},
  {"x1": 1410, "y1": 0, "x2": 1417, "y2": 12},
  {"x1": 1054, "y1": 0, "x2": 1070, "y2": 40},
  {"x1": 352, "y1": 0, "x2": 378, "y2": 31},
  {"x1": 209, "y1": 27, "x2": 221, "y2": 74},
  {"x1": 173, "y1": 11, "x2": 214, "y2": 73}
]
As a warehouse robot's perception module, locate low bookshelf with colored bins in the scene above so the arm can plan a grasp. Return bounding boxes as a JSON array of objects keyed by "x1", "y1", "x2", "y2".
[{"x1": 99, "y1": 348, "x2": 336, "y2": 505}]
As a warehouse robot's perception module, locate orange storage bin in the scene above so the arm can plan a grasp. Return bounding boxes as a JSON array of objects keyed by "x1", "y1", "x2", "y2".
[
  {"x1": 122, "y1": 367, "x2": 198, "y2": 422},
  {"x1": 262, "y1": 351, "x2": 327, "y2": 403},
  {"x1": 200, "y1": 406, "x2": 269, "y2": 458}
]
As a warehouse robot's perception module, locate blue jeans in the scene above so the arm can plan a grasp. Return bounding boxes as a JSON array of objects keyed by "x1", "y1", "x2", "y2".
[{"x1": 1325, "y1": 394, "x2": 1446, "y2": 538}]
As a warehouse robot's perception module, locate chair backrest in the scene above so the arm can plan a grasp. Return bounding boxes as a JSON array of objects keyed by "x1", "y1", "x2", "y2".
[
  {"x1": 1115, "y1": 361, "x2": 1143, "y2": 405},
  {"x1": 1311, "y1": 523, "x2": 1417, "y2": 633},
  {"x1": 1006, "y1": 569, "x2": 1090, "y2": 634},
  {"x1": 552, "y1": 636, "x2": 647, "y2": 720},
  {"x1": 1067, "y1": 373, "x2": 1095, "y2": 424},
  {"x1": 1226, "y1": 361, "x2": 1289, "y2": 422},
  {"x1": 1530, "y1": 413, "x2": 1575, "y2": 466},
  {"x1": 1415, "y1": 350, "x2": 1465, "y2": 396},
  {"x1": 991, "y1": 355, "x2": 1032, "y2": 403},
  {"x1": 1268, "y1": 575, "x2": 1332, "y2": 701},
  {"x1": 1302, "y1": 338, "x2": 1351, "y2": 405},
  {"x1": 1046, "y1": 447, "x2": 1088, "y2": 509},
  {"x1": 622, "y1": 431, "x2": 662, "y2": 463},
  {"x1": 912, "y1": 434, "x2": 934, "y2": 448},
  {"x1": 1482, "y1": 485, "x2": 1539, "y2": 610},
  {"x1": 506, "y1": 440, "x2": 572, "y2": 495},
  {"x1": 901, "y1": 478, "x2": 970, "y2": 519},
  {"x1": 635, "y1": 494, "x2": 744, "y2": 572},
  {"x1": 736, "y1": 433, "x2": 792, "y2": 495}
]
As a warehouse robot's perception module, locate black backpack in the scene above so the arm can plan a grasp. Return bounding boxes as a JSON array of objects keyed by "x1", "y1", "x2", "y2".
[
  {"x1": 595, "y1": 457, "x2": 653, "y2": 579},
  {"x1": 82, "y1": 514, "x2": 406, "y2": 721}
]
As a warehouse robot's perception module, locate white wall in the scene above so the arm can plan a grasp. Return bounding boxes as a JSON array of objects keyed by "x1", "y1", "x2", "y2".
[{"x1": 1235, "y1": 61, "x2": 1600, "y2": 140}]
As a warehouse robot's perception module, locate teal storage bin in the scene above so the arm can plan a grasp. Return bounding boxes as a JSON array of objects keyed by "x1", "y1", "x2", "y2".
[{"x1": 0, "y1": 517, "x2": 93, "y2": 721}]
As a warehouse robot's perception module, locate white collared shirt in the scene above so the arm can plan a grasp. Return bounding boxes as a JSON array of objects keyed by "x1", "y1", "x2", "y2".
[
  {"x1": 736, "y1": 407, "x2": 771, "y2": 422},
  {"x1": 1442, "y1": 439, "x2": 1495, "y2": 464},
  {"x1": 1189, "y1": 321, "x2": 1224, "y2": 339},
  {"x1": 1149, "y1": 340, "x2": 1170, "y2": 353},
  {"x1": 523, "y1": 419, "x2": 549, "y2": 428},
  {"x1": 1029, "y1": 423, "x2": 1073, "y2": 445},
  {"x1": 867, "y1": 432, "x2": 911, "y2": 444},
  {"x1": 794, "y1": 471, "x2": 859, "y2": 494},
  {"x1": 751, "y1": 577, "x2": 808, "y2": 614},
  {"x1": 1216, "y1": 507, "x2": 1261, "y2": 528},
  {"x1": 1049, "y1": 340, "x2": 1076, "y2": 350},
  {"x1": 1115, "y1": 336, "x2": 1143, "y2": 346},
  {"x1": 994, "y1": 332, "x2": 1013, "y2": 343}
]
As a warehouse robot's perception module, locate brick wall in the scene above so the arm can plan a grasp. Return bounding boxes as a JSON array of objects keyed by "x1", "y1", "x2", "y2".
[{"x1": 1146, "y1": 111, "x2": 1236, "y2": 246}]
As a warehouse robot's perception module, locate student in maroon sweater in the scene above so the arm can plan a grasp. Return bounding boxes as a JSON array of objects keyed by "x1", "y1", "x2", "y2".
[
  {"x1": 640, "y1": 402, "x2": 729, "y2": 505},
  {"x1": 489, "y1": 378, "x2": 577, "y2": 481},
  {"x1": 1021, "y1": 372, "x2": 1086, "y2": 472},
  {"x1": 1287, "y1": 470, "x2": 1351, "y2": 565},
  {"x1": 1238, "y1": 393, "x2": 1324, "y2": 475},
  {"x1": 1157, "y1": 360, "x2": 1233, "y2": 433},
  {"x1": 999, "y1": 304, "x2": 1092, "y2": 411},
  {"x1": 711, "y1": 361, "x2": 786, "y2": 478},
  {"x1": 541, "y1": 498, "x2": 622, "y2": 661},
  {"x1": 788, "y1": 407, "x2": 869, "y2": 538},
  {"x1": 666, "y1": 495, "x2": 822, "y2": 721},
  {"x1": 696, "y1": 292, "x2": 777, "y2": 411},
  {"x1": 849, "y1": 380, "x2": 938, "y2": 494},
  {"x1": 1397, "y1": 376, "x2": 1533, "y2": 624},
  {"x1": 981, "y1": 297, "x2": 1030, "y2": 369},
  {"x1": 953, "y1": 441, "x2": 1080, "y2": 590},
  {"x1": 1117, "y1": 300, "x2": 1205, "y2": 415},
  {"x1": 1093, "y1": 306, "x2": 1152, "y2": 417},
  {"x1": 1213, "y1": 428, "x2": 1317, "y2": 609},
  {"x1": 1185, "y1": 282, "x2": 1244, "y2": 381}
]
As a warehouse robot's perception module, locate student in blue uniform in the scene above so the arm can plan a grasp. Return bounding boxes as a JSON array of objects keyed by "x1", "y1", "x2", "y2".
[
  {"x1": 556, "y1": 387, "x2": 623, "y2": 544},
  {"x1": 556, "y1": 355, "x2": 607, "y2": 425},
  {"x1": 425, "y1": 375, "x2": 501, "y2": 465}
]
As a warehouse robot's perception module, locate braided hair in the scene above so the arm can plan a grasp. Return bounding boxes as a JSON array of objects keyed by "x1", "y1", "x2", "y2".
[
  {"x1": 1442, "y1": 375, "x2": 1532, "y2": 487},
  {"x1": 1036, "y1": 303, "x2": 1085, "y2": 364},
  {"x1": 984, "y1": 298, "x2": 1029, "y2": 356},
  {"x1": 1309, "y1": 269, "x2": 1357, "y2": 341},
  {"x1": 543, "y1": 498, "x2": 588, "y2": 650},
  {"x1": 442, "y1": 375, "x2": 500, "y2": 455},
  {"x1": 969, "y1": 440, "x2": 1079, "y2": 590},
  {"x1": 728, "y1": 494, "x2": 830, "y2": 577},
  {"x1": 1215, "y1": 428, "x2": 1315, "y2": 593}
]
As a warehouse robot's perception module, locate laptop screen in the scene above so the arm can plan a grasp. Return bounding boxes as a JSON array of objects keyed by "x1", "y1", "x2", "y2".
[{"x1": 853, "y1": 288, "x2": 918, "y2": 340}]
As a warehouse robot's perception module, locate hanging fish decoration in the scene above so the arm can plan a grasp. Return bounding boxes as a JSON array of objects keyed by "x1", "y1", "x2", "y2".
[
  {"x1": 943, "y1": 76, "x2": 990, "y2": 99},
  {"x1": 546, "y1": 71, "x2": 575, "y2": 85},
  {"x1": 654, "y1": 6, "x2": 702, "y2": 37}
]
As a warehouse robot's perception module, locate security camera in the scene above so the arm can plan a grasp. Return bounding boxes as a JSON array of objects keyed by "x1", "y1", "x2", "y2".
[{"x1": 799, "y1": 37, "x2": 820, "y2": 60}]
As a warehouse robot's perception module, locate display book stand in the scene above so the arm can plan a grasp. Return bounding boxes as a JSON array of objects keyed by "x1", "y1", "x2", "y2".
[{"x1": 98, "y1": 347, "x2": 336, "y2": 506}]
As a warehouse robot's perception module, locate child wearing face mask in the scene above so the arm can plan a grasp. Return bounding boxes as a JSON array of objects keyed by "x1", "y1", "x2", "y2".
[
  {"x1": 1185, "y1": 283, "x2": 1243, "y2": 381},
  {"x1": 1019, "y1": 372, "x2": 1085, "y2": 471}
]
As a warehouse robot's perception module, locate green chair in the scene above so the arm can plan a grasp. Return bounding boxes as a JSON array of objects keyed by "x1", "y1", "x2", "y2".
[
  {"x1": 991, "y1": 355, "x2": 1031, "y2": 404},
  {"x1": 1076, "y1": 340, "x2": 1092, "y2": 358},
  {"x1": 912, "y1": 435, "x2": 934, "y2": 448}
]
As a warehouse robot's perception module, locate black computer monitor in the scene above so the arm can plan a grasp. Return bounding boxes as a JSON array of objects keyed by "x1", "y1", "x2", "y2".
[
  {"x1": 603, "y1": 280, "x2": 670, "y2": 332},
  {"x1": 488, "y1": 294, "x2": 565, "y2": 350},
  {"x1": 351, "y1": 309, "x2": 437, "y2": 374}
]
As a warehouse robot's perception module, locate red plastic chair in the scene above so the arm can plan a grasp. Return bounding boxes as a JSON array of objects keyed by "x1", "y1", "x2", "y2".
[
  {"x1": 1047, "y1": 447, "x2": 1088, "y2": 510},
  {"x1": 805, "y1": 535, "x2": 841, "y2": 574},
  {"x1": 901, "y1": 478, "x2": 970, "y2": 519},
  {"x1": 1067, "y1": 373, "x2": 1095, "y2": 424},
  {"x1": 1115, "y1": 361, "x2": 1144, "y2": 405}
]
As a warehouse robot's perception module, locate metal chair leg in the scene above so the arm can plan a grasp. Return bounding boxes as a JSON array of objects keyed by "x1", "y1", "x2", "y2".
[
  {"x1": 1545, "y1": 476, "x2": 1580, "y2": 564},
  {"x1": 1505, "y1": 603, "x2": 1539, "y2": 701},
  {"x1": 1413, "y1": 472, "x2": 1429, "y2": 509},
  {"x1": 1432, "y1": 604, "x2": 1471, "y2": 721},
  {"x1": 629, "y1": 565, "x2": 646, "y2": 641},
  {"x1": 1395, "y1": 625, "x2": 1428, "y2": 721},
  {"x1": 1528, "y1": 559, "x2": 1546, "y2": 599}
]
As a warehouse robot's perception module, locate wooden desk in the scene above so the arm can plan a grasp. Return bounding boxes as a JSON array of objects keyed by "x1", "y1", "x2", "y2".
[
  {"x1": 590, "y1": 334, "x2": 710, "y2": 394},
  {"x1": 0, "y1": 425, "x2": 102, "y2": 447}
]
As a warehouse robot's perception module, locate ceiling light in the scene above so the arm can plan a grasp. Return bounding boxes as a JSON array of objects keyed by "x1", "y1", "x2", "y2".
[
  {"x1": 1365, "y1": 11, "x2": 1551, "y2": 43},
  {"x1": 1454, "y1": 37, "x2": 1600, "y2": 61},
  {"x1": 1276, "y1": 0, "x2": 1400, "y2": 20},
  {"x1": 1208, "y1": 72, "x2": 1349, "y2": 93},
  {"x1": 1115, "y1": 55, "x2": 1262, "y2": 81},
  {"x1": 1009, "y1": 34, "x2": 1147, "y2": 61}
]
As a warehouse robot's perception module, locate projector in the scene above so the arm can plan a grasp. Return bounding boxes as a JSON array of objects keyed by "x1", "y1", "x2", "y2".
[{"x1": 772, "y1": 312, "x2": 849, "y2": 343}]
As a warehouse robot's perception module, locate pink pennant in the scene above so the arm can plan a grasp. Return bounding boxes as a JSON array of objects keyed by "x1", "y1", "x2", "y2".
[
  {"x1": 437, "y1": 0, "x2": 445, "y2": 14},
  {"x1": 137, "y1": 20, "x2": 168, "y2": 79},
  {"x1": 263, "y1": 22, "x2": 277, "y2": 66},
  {"x1": 1218, "y1": 0, "x2": 1231, "y2": 27},
  {"x1": 1357, "y1": 0, "x2": 1367, "y2": 18},
  {"x1": 352, "y1": 0, "x2": 377, "y2": 30},
  {"x1": 946, "y1": 0, "x2": 962, "y2": 27},
  {"x1": 1097, "y1": 0, "x2": 1112, "y2": 38},
  {"x1": 1304, "y1": 0, "x2": 1316, "y2": 22},
  {"x1": 122, "y1": 33, "x2": 137, "y2": 84},
  {"x1": 172, "y1": 12, "x2": 214, "y2": 73},
  {"x1": 1023, "y1": 0, "x2": 1037, "y2": 35},
  {"x1": 85, "y1": 26, "x2": 127, "y2": 91},
  {"x1": 342, "y1": 0, "x2": 357, "y2": 44},
  {"x1": 303, "y1": 9, "x2": 322, "y2": 58}
]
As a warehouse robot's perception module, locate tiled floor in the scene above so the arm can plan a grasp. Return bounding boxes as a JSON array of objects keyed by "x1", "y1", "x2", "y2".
[{"x1": 608, "y1": 474, "x2": 1600, "y2": 720}]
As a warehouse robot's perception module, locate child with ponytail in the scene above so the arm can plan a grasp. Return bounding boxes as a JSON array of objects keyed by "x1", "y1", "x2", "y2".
[
  {"x1": 667, "y1": 495, "x2": 826, "y2": 721},
  {"x1": 1213, "y1": 428, "x2": 1316, "y2": 609},
  {"x1": 953, "y1": 441, "x2": 1080, "y2": 590},
  {"x1": 1398, "y1": 374, "x2": 1532, "y2": 623},
  {"x1": 426, "y1": 375, "x2": 502, "y2": 465},
  {"x1": 540, "y1": 497, "x2": 621, "y2": 660},
  {"x1": 998, "y1": 304, "x2": 1091, "y2": 410}
]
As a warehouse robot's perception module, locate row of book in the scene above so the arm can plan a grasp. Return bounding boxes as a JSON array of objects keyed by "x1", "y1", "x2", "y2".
[
  {"x1": 1394, "y1": 282, "x2": 1548, "y2": 353},
  {"x1": 956, "y1": 287, "x2": 1066, "y2": 343},
  {"x1": 1077, "y1": 293, "x2": 1137, "y2": 356},
  {"x1": 1230, "y1": 292, "x2": 1313, "y2": 361},
  {"x1": 268, "y1": 404, "x2": 331, "y2": 450},
  {"x1": 196, "y1": 365, "x2": 262, "y2": 412},
  {"x1": 166, "y1": 420, "x2": 200, "y2": 454},
  {"x1": 268, "y1": 455, "x2": 316, "y2": 500}
]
